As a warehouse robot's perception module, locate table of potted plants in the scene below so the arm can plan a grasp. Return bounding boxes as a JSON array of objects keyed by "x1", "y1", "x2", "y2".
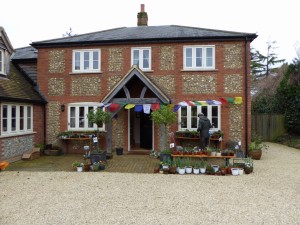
[{"x1": 154, "y1": 148, "x2": 254, "y2": 176}]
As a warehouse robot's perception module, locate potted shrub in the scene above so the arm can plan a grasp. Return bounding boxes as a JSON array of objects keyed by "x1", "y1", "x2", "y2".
[
  {"x1": 177, "y1": 158, "x2": 185, "y2": 175},
  {"x1": 169, "y1": 159, "x2": 177, "y2": 174},
  {"x1": 185, "y1": 158, "x2": 193, "y2": 174},
  {"x1": 161, "y1": 157, "x2": 171, "y2": 170},
  {"x1": 193, "y1": 160, "x2": 200, "y2": 174},
  {"x1": 248, "y1": 134, "x2": 269, "y2": 160},
  {"x1": 72, "y1": 161, "x2": 83, "y2": 172},
  {"x1": 159, "y1": 149, "x2": 172, "y2": 162},
  {"x1": 200, "y1": 159, "x2": 207, "y2": 174},
  {"x1": 150, "y1": 105, "x2": 177, "y2": 152},
  {"x1": 244, "y1": 157, "x2": 254, "y2": 174}
]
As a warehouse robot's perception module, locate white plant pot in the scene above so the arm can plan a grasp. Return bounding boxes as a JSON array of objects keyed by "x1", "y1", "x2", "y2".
[
  {"x1": 178, "y1": 168, "x2": 185, "y2": 175},
  {"x1": 185, "y1": 167, "x2": 193, "y2": 174},
  {"x1": 212, "y1": 165, "x2": 219, "y2": 172},
  {"x1": 211, "y1": 152, "x2": 216, "y2": 156},
  {"x1": 239, "y1": 168, "x2": 244, "y2": 175},
  {"x1": 193, "y1": 168, "x2": 200, "y2": 174},
  {"x1": 216, "y1": 152, "x2": 221, "y2": 156},
  {"x1": 77, "y1": 167, "x2": 83, "y2": 172},
  {"x1": 162, "y1": 165, "x2": 169, "y2": 170},
  {"x1": 231, "y1": 168, "x2": 239, "y2": 176},
  {"x1": 200, "y1": 168, "x2": 206, "y2": 174}
]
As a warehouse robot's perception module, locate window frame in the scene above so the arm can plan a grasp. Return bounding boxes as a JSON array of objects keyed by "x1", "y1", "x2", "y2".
[
  {"x1": 67, "y1": 102, "x2": 106, "y2": 131},
  {"x1": 178, "y1": 105, "x2": 221, "y2": 131},
  {"x1": 0, "y1": 49, "x2": 4, "y2": 74},
  {"x1": 72, "y1": 49, "x2": 101, "y2": 73},
  {"x1": 183, "y1": 45, "x2": 215, "y2": 70},
  {"x1": 1, "y1": 104, "x2": 33, "y2": 135},
  {"x1": 131, "y1": 47, "x2": 152, "y2": 71}
]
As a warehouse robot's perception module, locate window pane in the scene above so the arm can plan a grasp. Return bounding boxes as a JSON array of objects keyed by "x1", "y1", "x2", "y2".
[
  {"x1": 2, "y1": 105, "x2": 7, "y2": 131},
  {"x1": 196, "y1": 48, "x2": 202, "y2": 67},
  {"x1": 20, "y1": 106, "x2": 24, "y2": 130},
  {"x1": 0, "y1": 51, "x2": 2, "y2": 72},
  {"x1": 11, "y1": 106, "x2": 16, "y2": 131},
  {"x1": 143, "y1": 50, "x2": 149, "y2": 68},
  {"x1": 88, "y1": 107, "x2": 94, "y2": 128},
  {"x1": 75, "y1": 52, "x2": 80, "y2": 70},
  {"x1": 84, "y1": 52, "x2": 90, "y2": 70},
  {"x1": 27, "y1": 106, "x2": 32, "y2": 130},
  {"x1": 212, "y1": 118, "x2": 218, "y2": 128},
  {"x1": 93, "y1": 51, "x2": 99, "y2": 70},
  {"x1": 79, "y1": 107, "x2": 85, "y2": 128},
  {"x1": 185, "y1": 48, "x2": 192, "y2": 67},
  {"x1": 133, "y1": 50, "x2": 139, "y2": 66},
  {"x1": 212, "y1": 106, "x2": 218, "y2": 116},
  {"x1": 206, "y1": 48, "x2": 213, "y2": 67},
  {"x1": 181, "y1": 107, "x2": 187, "y2": 128},
  {"x1": 70, "y1": 107, "x2": 76, "y2": 128},
  {"x1": 201, "y1": 106, "x2": 208, "y2": 117}
]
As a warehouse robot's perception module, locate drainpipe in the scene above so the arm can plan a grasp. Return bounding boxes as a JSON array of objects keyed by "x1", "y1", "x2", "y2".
[
  {"x1": 244, "y1": 37, "x2": 249, "y2": 157},
  {"x1": 43, "y1": 103, "x2": 47, "y2": 148}
]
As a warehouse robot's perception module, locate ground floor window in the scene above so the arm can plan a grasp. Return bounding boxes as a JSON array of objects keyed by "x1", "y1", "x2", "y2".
[
  {"x1": 68, "y1": 102, "x2": 105, "y2": 131},
  {"x1": 178, "y1": 105, "x2": 221, "y2": 131},
  {"x1": 1, "y1": 104, "x2": 33, "y2": 135}
]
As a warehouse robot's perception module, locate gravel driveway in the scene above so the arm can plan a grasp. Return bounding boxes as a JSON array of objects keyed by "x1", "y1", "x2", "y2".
[{"x1": 0, "y1": 142, "x2": 300, "y2": 225}]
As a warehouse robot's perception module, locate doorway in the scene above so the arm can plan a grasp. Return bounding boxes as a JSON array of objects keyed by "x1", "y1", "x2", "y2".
[{"x1": 129, "y1": 109, "x2": 153, "y2": 150}]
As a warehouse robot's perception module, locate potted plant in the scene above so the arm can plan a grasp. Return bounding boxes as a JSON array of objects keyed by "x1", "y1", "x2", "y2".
[
  {"x1": 162, "y1": 157, "x2": 171, "y2": 170},
  {"x1": 177, "y1": 158, "x2": 185, "y2": 175},
  {"x1": 185, "y1": 158, "x2": 193, "y2": 174},
  {"x1": 150, "y1": 105, "x2": 177, "y2": 152},
  {"x1": 193, "y1": 160, "x2": 200, "y2": 174},
  {"x1": 200, "y1": 159, "x2": 207, "y2": 174},
  {"x1": 248, "y1": 134, "x2": 269, "y2": 160},
  {"x1": 169, "y1": 159, "x2": 177, "y2": 174},
  {"x1": 87, "y1": 108, "x2": 112, "y2": 153},
  {"x1": 244, "y1": 157, "x2": 254, "y2": 174},
  {"x1": 159, "y1": 149, "x2": 172, "y2": 162},
  {"x1": 72, "y1": 161, "x2": 83, "y2": 172}
]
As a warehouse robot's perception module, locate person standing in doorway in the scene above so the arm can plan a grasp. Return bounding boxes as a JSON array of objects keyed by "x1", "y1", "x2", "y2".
[{"x1": 197, "y1": 113, "x2": 212, "y2": 150}]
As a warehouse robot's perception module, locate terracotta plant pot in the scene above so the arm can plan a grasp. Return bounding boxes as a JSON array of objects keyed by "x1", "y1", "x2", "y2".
[{"x1": 249, "y1": 150, "x2": 262, "y2": 160}]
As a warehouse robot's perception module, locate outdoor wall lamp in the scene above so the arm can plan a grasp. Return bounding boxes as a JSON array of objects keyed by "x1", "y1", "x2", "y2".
[{"x1": 60, "y1": 104, "x2": 65, "y2": 112}]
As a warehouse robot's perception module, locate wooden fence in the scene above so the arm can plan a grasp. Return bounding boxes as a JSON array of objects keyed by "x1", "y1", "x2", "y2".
[{"x1": 251, "y1": 114, "x2": 286, "y2": 141}]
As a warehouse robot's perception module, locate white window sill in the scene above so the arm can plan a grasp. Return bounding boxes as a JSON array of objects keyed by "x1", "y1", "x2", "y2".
[
  {"x1": 0, "y1": 131, "x2": 36, "y2": 138},
  {"x1": 69, "y1": 71, "x2": 103, "y2": 75},
  {"x1": 181, "y1": 69, "x2": 218, "y2": 72}
]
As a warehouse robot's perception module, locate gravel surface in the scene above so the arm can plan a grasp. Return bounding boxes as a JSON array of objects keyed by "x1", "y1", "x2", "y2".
[{"x1": 1, "y1": 142, "x2": 300, "y2": 225}]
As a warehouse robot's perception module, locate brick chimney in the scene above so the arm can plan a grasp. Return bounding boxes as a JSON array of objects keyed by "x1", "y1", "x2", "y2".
[{"x1": 137, "y1": 4, "x2": 148, "y2": 26}]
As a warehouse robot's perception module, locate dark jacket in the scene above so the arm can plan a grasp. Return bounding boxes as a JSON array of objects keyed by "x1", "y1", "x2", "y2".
[{"x1": 197, "y1": 117, "x2": 212, "y2": 138}]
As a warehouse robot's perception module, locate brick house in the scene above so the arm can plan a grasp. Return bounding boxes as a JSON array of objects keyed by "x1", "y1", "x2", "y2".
[
  {"x1": 0, "y1": 27, "x2": 46, "y2": 162},
  {"x1": 1, "y1": 5, "x2": 257, "y2": 160}
]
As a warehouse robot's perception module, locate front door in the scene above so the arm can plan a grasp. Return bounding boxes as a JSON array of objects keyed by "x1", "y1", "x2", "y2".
[{"x1": 140, "y1": 112, "x2": 152, "y2": 149}]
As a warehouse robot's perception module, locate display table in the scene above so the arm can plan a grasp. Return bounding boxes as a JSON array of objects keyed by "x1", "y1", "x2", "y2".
[
  {"x1": 171, "y1": 154, "x2": 235, "y2": 166},
  {"x1": 175, "y1": 136, "x2": 222, "y2": 150}
]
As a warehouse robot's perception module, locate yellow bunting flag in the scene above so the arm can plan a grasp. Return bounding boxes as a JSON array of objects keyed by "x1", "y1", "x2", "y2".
[
  {"x1": 234, "y1": 97, "x2": 243, "y2": 104},
  {"x1": 124, "y1": 104, "x2": 135, "y2": 109}
]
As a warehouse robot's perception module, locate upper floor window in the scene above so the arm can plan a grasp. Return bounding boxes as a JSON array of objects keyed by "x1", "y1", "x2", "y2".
[
  {"x1": 178, "y1": 105, "x2": 220, "y2": 131},
  {"x1": 68, "y1": 103, "x2": 105, "y2": 131},
  {"x1": 72, "y1": 49, "x2": 101, "y2": 73},
  {"x1": 1, "y1": 104, "x2": 33, "y2": 135},
  {"x1": 183, "y1": 46, "x2": 215, "y2": 70},
  {"x1": 0, "y1": 49, "x2": 4, "y2": 75},
  {"x1": 131, "y1": 47, "x2": 151, "y2": 71}
]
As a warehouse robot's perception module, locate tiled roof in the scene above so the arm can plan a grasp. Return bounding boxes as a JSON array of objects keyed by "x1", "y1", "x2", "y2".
[
  {"x1": 0, "y1": 63, "x2": 44, "y2": 103},
  {"x1": 31, "y1": 25, "x2": 257, "y2": 47},
  {"x1": 12, "y1": 46, "x2": 38, "y2": 60}
]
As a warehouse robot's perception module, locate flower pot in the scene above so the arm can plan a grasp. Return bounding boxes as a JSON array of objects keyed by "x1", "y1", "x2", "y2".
[
  {"x1": 212, "y1": 165, "x2": 219, "y2": 172},
  {"x1": 162, "y1": 165, "x2": 169, "y2": 170},
  {"x1": 193, "y1": 168, "x2": 200, "y2": 174},
  {"x1": 84, "y1": 164, "x2": 90, "y2": 172},
  {"x1": 231, "y1": 168, "x2": 239, "y2": 176},
  {"x1": 185, "y1": 166, "x2": 192, "y2": 174},
  {"x1": 244, "y1": 166, "x2": 253, "y2": 174},
  {"x1": 249, "y1": 150, "x2": 262, "y2": 160},
  {"x1": 77, "y1": 166, "x2": 83, "y2": 172},
  {"x1": 169, "y1": 166, "x2": 177, "y2": 174},
  {"x1": 239, "y1": 168, "x2": 244, "y2": 175},
  {"x1": 116, "y1": 147, "x2": 123, "y2": 155},
  {"x1": 99, "y1": 164, "x2": 106, "y2": 170},
  {"x1": 178, "y1": 168, "x2": 185, "y2": 175},
  {"x1": 154, "y1": 168, "x2": 160, "y2": 173},
  {"x1": 200, "y1": 168, "x2": 206, "y2": 174}
]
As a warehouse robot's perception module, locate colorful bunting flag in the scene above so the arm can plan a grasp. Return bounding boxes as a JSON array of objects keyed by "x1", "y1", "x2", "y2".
[
  {"x1": 109, "y1": 103, "x2": 120, "y2": 112},
  {"x1": 173, "y1": 105, "x2": 181, "y2": 112},
  {"x1": 125, "y1": 104, "x2": 135, "y2": 109},
  {"x1": 234, "y1": 97, "x2": 243, "y2": 104},
  {"x1": 151, "y1": 103, "x2": 160, "y2": 111},
  {"x1": 143, "y1": 104, "x2": 151, "y2": 114},
  {"x1": 219, "y1": 97, "x2": 228, "y2": 105},
  {"x1": 134, "y1": 105, "x2": 143, "y2": 112}
]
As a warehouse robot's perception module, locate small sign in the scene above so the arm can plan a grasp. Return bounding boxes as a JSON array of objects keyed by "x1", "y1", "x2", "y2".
[
  {"x1": 170, "y1": 143, "x2": 175, "y2": 148},
  {"x1": 93, "y1": 137, "x2": 98, "y2": 143}
]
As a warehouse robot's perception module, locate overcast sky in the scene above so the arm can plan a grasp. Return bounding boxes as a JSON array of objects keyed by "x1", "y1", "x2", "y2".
[{"x1": 1, "y1": 0, "x2": 299, "y2": 63}]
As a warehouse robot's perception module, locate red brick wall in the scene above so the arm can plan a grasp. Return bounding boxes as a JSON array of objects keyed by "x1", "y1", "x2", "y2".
[{"x1": 36, "y1": 40, "x2": 252, "y2": 152}]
